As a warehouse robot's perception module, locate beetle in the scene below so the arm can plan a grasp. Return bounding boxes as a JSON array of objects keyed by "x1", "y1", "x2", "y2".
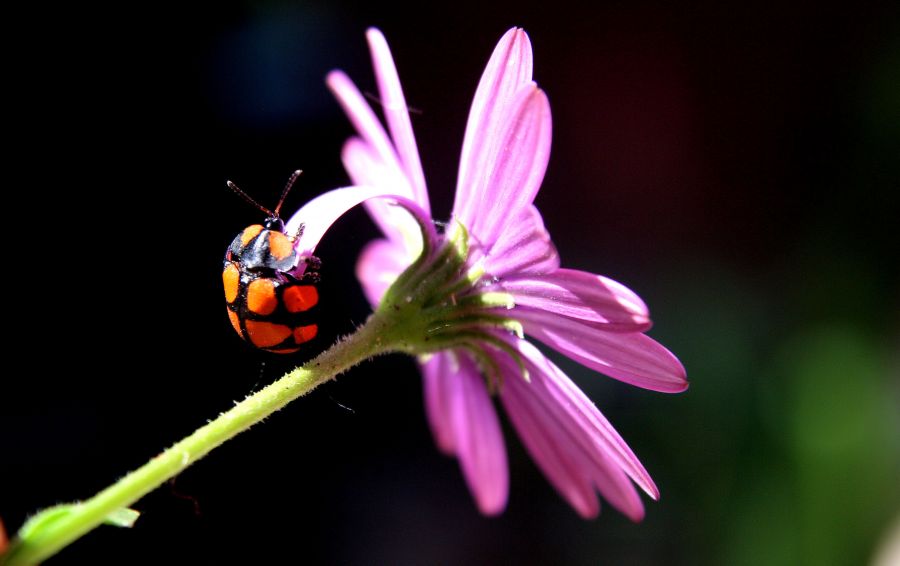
[{"x1": 222, "y1": 170, "x2": 320, "y2": 353}]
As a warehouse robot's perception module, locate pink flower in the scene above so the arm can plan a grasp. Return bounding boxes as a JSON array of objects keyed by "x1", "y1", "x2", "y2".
[{"x1": 287, "y1": 28, "x2": 687, "y2": 519}]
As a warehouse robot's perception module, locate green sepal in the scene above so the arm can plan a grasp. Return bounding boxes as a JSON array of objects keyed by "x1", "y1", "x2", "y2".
[{"x1": 103, "y1": 508, "x2": 140, "y2": 528}]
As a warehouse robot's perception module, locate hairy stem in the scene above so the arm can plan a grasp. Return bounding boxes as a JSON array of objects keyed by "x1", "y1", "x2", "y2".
[{"x1": 1, "y1": 315, "x2": 393, "y2": 566}]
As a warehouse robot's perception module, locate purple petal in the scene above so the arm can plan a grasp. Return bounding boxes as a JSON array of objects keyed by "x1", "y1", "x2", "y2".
[
  {"x1": 496, "y1": 340, "x2": 652, "y2": 516},
  {"x1": 496, "y1": 269, "x2": 651, "y2": 331},
  {"x1": 326, "y1": 71, "x2": 414, "y2": 201},
  {"x1": 517, "y1": 309, "x2": 689, "y2": 394},
  {"x1": 342, "y1": 138, "x2": 426, "y2": 252},
  {"x1": 511, "y1": 340, "x2": 654, "y2": 513},
  {"x1": 588, "y1": 446, "x2": 647, "y2": 522},
  {"x1": 422, "y1": 352, "x2": 510, "y2": 515},
  {"x1": 467, "y1": 85, "x2": 552, "y2": 250},
  {"x1": 355, "y1": 238, "x2": 409, "y2": 306},
  {"x1": 450, "y1": 353, "x2": 509, "y2": 515},
  {"x1": 421, "y1": 352, "x2": 457, "y2": 455},
  {"x1": 477, "y1": 205, "x2": 559, "y2": 277},
  {"x1": 284, "y1": 186, "x2": 436, "y2": 269},
  {"x1": 454, "y1": 28, "x2": 533, "y2": 226},
  {"x1": 500, "y1": 366, "x2": 600, "y2": 518},
  {"x1": 365, "y1": 28, "x2": 430, "y2": 215}
]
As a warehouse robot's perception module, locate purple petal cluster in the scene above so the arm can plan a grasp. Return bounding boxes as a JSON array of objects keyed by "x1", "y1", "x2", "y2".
[{"x1": 288, "y1": 28, "x2": 687, "y2": 518}]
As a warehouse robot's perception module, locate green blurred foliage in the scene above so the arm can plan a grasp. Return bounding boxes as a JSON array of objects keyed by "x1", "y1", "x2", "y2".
[
  {"x1": 647, "y1": 248, "x2": 899, "y2": 565},
  {"x1": 753, "y1": 325, "x2": 899, "y2": 566}
]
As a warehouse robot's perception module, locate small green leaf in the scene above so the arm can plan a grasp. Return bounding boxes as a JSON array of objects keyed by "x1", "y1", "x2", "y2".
[{"x1": 103, "y1": 508, "x2": 140, "y2": 528}]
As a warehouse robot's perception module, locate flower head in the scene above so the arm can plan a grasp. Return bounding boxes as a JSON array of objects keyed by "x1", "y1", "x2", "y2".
[{"x1": 287, "y1": 27, "x2": 687, "y2": 519}]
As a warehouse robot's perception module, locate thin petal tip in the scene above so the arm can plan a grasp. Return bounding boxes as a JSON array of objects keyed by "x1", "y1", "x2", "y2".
[
  {"x1": 575, "y1": 501, "x2": 601, "y2": 520},
  {"x1": 503, "y1": 26, "x2": 532, "y2": 52},
  {"x1": 667, "y1": 358, "x2": 689, "y2": 393},
  {"x1": 476, "y1": 495, "x2": 509, "y2": 516},
  {"x1": 624, "y1": 505, "x2": 646, "y2": 522},
  {"x1": 365, "y1": 27, "x2": 389, "y2": 52},
  {"x1": 655, "y1": 369, "x2": 689, "y2": 394},
  {"x1": 500, "y1": 26, "x2": 525, "y2": 39},
  {"x1": 325, "y1": 69, "x2": 348, "y2": 88}
]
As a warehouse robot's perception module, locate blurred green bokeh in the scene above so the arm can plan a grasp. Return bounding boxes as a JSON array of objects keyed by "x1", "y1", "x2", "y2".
[{"x1": 647, "y1": 252, "x2": 899, "y2": 565}]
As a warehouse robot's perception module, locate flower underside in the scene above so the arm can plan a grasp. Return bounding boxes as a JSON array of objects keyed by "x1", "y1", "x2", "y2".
[{"x1": 373, "y1": 220, "x2": 528, "y2": 392}]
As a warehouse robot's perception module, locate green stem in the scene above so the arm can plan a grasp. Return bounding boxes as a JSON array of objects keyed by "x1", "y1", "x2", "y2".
[
  {"x1": 1, "y1": 315, "x2": 393, "y2": 566},
  {"x1": 2, "y1": 224, "x2": 471, "y2": 566}
]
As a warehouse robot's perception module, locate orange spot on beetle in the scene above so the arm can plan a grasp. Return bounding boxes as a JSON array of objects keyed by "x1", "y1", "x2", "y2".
[
  {"x1": 227, "y1": 309, "x2": 242, "y2": 336},
  {"x1": 245, "y1": 321, "x2": 292, "y2": 348},
  {"x1": 268, "y1": 231, "x2": 295, "y2": 261},
  {"x1": 293, "y1": 324, "x2": 318, "y2": 345},
  {"x1": 283, "y1": 285, "x2": 318, "y2": 313},
  {"x1": 240, "y1": 224, "x2": 263, "y2": 246},
  {"x1": 222, "y1": 263, "x2": 240, "y2": 303},
  {"x1": 247, "y1": 279, "x2": 278, "y2": 315}
]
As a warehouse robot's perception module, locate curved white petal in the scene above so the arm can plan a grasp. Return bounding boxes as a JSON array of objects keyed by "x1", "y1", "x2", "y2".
[{"x1": 285, "y1": 186, "x2": 436, "y2": 275}]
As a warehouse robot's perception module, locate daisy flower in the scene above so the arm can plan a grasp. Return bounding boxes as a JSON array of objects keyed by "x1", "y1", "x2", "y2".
[{"x1": 286, "y1": 27, "x2": 687, "y2": 520}]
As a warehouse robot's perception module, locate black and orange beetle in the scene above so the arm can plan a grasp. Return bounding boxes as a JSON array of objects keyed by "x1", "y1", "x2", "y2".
[{"x1": 222, "y1": 170, "x2": 320, "y2": 353}]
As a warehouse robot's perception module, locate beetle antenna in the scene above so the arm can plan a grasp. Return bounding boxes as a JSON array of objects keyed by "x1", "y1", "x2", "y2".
[
  {"x1": 273, "y1": 170, "x2": 302, "y2": 218},
  {"x1": 226, "y1": 180, "x2": 274, "y2": 217}
]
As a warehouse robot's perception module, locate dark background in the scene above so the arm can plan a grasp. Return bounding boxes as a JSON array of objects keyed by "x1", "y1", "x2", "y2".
[{"x1": 3, "y1": 1, "x2": 899, "y2": 564}]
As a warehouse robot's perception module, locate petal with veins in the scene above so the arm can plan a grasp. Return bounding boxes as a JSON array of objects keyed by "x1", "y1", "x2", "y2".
[
  {"x1": 477, "y1": 205, "x2": 559, "y2": 277},
  {"x1": 454, "y1": 28, "x2": 534, "y2": 226},
  {"x1": 517, "y1": 309, "x2": 689, "y2": 393},
  {"x1": 468, "y1": 85, "x2": 552, "y2": 251},
  {"x1": 285, "y1": 186, "x2": 436, "y2": 267},
  {"x1": 497, "y1": 268, "x2": 652, "y2": 331},
  {"x1": 501, "y1": 367, "x2": 600, "y2": 518},
  {"x1": 511, "y1": 340, "x2": 657, "y2": 507}
]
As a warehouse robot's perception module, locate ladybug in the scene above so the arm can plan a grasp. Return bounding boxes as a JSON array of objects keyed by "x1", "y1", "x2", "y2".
[{"x1": 222, "y1": 170, "x2": 320, "y2": 354}]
